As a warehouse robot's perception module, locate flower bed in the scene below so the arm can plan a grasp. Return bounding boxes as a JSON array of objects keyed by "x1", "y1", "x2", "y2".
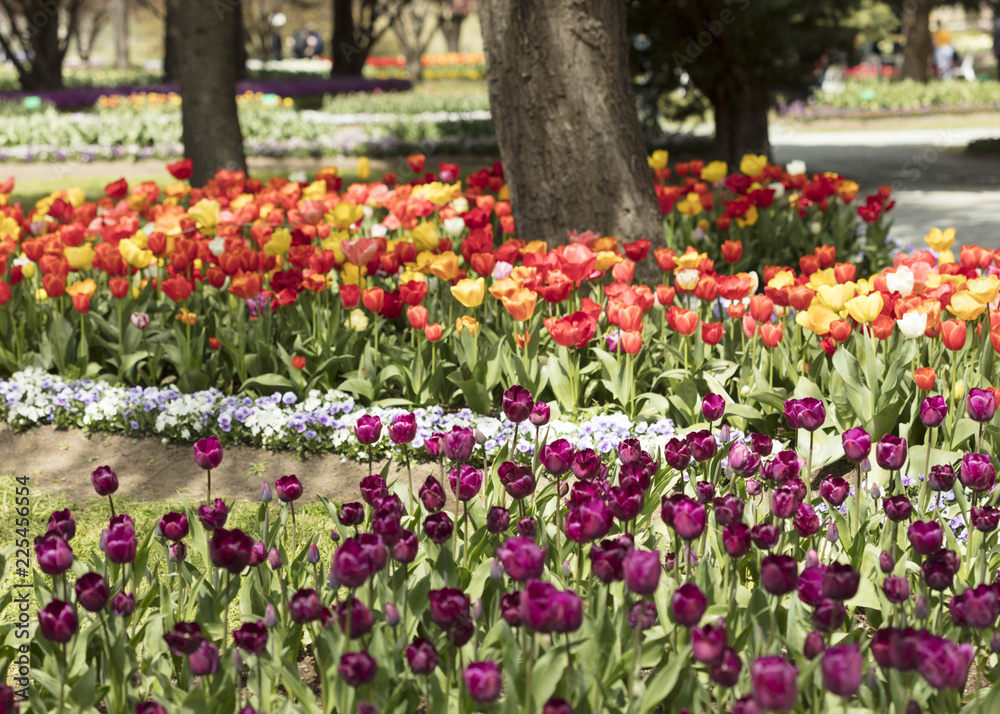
[{"x1": 782, "y1": 78, "x2": 1000, "y2": 120}]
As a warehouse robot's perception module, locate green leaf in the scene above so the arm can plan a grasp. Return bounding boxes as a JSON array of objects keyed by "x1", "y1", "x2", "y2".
[
  {"x1": 639, "y1": 645, "x2": 691, "y2": 714},
  {"x1": 338, "y1": 377, "x2": 374, "y2": 401}
]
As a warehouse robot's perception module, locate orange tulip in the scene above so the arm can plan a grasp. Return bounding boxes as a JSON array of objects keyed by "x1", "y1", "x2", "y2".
[
  {"x1": 913, "y1": 367, "x2": 936, "y2": 391},
  {"x1": 514, "y1": 331, "x2": 531, "y2": 350},
  {"x1": 742, "y1": 314, "x2": 757, "y2": 338},
  {"x1": 655, "y1": 285, "x2": 675, "y2": 307},
  {"x1": 871, "y1": 314, "x2": 895, "y2": 340},
  {"x1": 362, "y1": 287, "x2": 385, "y2": 313},
  {"x1": 788, "y1": 285, "x2": 814, "y2": 312},
  {"x1": 653, "y1": 247, "x2": 677, "y2": 272},
  {"x1": 455, "y1": 316, "x2": 481, "y2": 337},
  {"x1": 71, "y1": 293, "x2": 91, "y2": 313},
  {"x1": 611, "y1": 259, "x2": 635, "y2": 284},
  {"x1": 727, "y1": 302, "x2": 746, "y2": 319},
  {"x1": 42, "y1": 274, "x2": 66, "y2": 298},
  {"x1": 229, "y1": 272, "x2": 263, "y2": 300},
  {"x1": 760, "y1": 322, "x2": 783, "y2": 348},
  {"x1": 620, "y1": 330, "x2": 643, "y2": 354},
  {"x1": 748, "y1": 295, "x2": 774, "y2": 323},
  {"x1": 941, "y1": 319, "x2": 967, "y2": 351},
  {"x1": 501, "y1": 289, "x2": 537, "y2": 322},
  {"x1": 668, "y1": 308, "x2": 700, "y2": 336},
  {"x1": 291, "y1": 355, "x2": 306, "y2": 370},
  {"x1": 834, "y1": 263, "x2": 856, "y2": 284},
  {"x1": 799, "y1": 254, "x2": 820, "y2": 276},
  {"x1": 161, "y1": 277, "x2": 193, "y2": 303},
  {"x1": 702, "y1": 322, "x2": 724, "y2": 345},
  {"x1": 815, "y1": 244, "x2": 836, "y2": 268},
  {"x1": 721, "y1": 240, "x2": 742, "y2": 263},
  {"x1": 991, "y1": 329, "x2": 1000, "y2": 356},
  {"x1": 407, "y1": 305, "x2": 428, "y2": 330},
  {"x1": 425, "y1": 323, "x2": 443, "y2": 341},
  {"x1": 829, "y1": 319, "x2": 853, "y2": 343},
  {"x1": 617, "y1": 304, "x2": 643, "y2": 332}
]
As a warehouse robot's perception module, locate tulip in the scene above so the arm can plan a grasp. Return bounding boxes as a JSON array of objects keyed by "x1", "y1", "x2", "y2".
[
  {"x1": 589, "y1": 536, "x2": 631, "y2": 584},
  {"x1": 335, "y1": 597, "x2": 374, "y2": 639},
  {"x1": 664, "y1": 437, "x2": 692, "y2": 470},
  {"x1": 502, "y1": 385, "x2": 534, "y2": 423},
  {"x1": 763, "y1": 451, "x2": 803, "y2": 484},
  {"x1": 750, "y1": 656, "x2": 798, "y2": 712},
  {"x1": 232, "y1": 621, "x2": 268, "y2": 656},
  {"x1": 443, "y1": 426, "x2": 476, "y2": 463},
  {"x1": 448, "y1": 464, "x2": 483, "y2": 501},
  {"x1": 941, "y1": 319, "x2": 967, "y2": 351},
  {"x1": 761, "y1": 555, "x2": 798, "y2": 595},
  {"x1": 692, "y1": 619, "x2": 728, "y2": 664},
  {"x1": 419, "y1": 476, "x2": 447, "y2": 513},
  {"x1": 922, "y1": 549, "x2": 959, "y2": 591},
  {"x1": 407, "y1": 637, "x2": 439, "y2": 674},
  {"x1": 972, "y1": 506, "x2": 1000, "y2": 532},
  {"x1": 915, "y1": 635, "x2": 974, "y2": 690},
  {"x1": 819, "y1": 476, "x2": 850, "y2": 507},
  {"x1": 669, "y1": 496, "x2": 706, "y2": 540},
  {"x1": 543, "y1": 698, "x2": 574, "y2": 714},
  {"x1": 163, "y1": 622, "x2": 203, "y2": 656},
  {"x1": 908, "y1": 520, "x2": 943, "y2": 555},
  {"x1": 750, "y1": 432, "x2": 773, "y2": 456},
  {"x1": 159, "y1": 512, "x2": 189, "y2": 542},
  {"x1": 750, "y1": 523, "x2": 780, "y2": 550},
  {"x1": 702, "y1": 393, "x2": 725, "y2": 423},
  {"x1": 713, "y1": 494, "x2": 744, "y2": 525},
  {"x1": 35, "y1": 532, "x2": 73, "y2": 575},
  {"x1": 629, "y1": 601, "x2": 657, "y2": 630},
  {"x1": 686, "y1": 430, "x2": 717, "y2": 462},
  {"x1": 275, "y1": 474, "x2": 303, "y2": 502},
  {"x1": 541, "y1": 438, "x2": 575, "y2": 475},
  {"x1": 75, "y1": 572, "x2": 109, "y2": 612},
  {"x1": 208, "y1": 528, "x2": 254, "y2": 573},
  {"x1": 169, "y1": 543, "x2": 187, "y2": 562},
  {"x1": 883, "y1": 494, "x2": 913, "y2": 522},
  {"x1": 130, "y1": 312, "x2": 150, "y2": 330},
  {"x1": 564, "y1": 497, "x2": 614, "y2": 542},
  {"x1": 463, "y1": 661, "x2": 502, "y2": 702},
  {"x1": 105, "y1": 523, "x2": 137, "y2": 564},
  {"x1": 137, "y1": 702, "x2": 167, "y2": 714},
  {"x1": 822, "y1": 563, "x2": 860, "y2": 601},
  {"x1": 197, "y1": 499, "x2": 228, "y2": 531},
  {"x1": 111, "y1": 592, "x2": 135, "y2": 617},
  {"x1": 967, "y1": 387, "x2": 997, "y2": 423},
  {"x1": 289, "y1": 589, "x2": 323, "y2": 624},
  {"x1": 950, "y1": 584, "x2": 999, "y2": 629},
  {"x1": 879, "y1": 551, "x2": 896, "y2": 573},
  {"x1": 796, "y1": 565, "x2": 827, "y2": 608},
  {"x1": 960, "y1": 452, "x2": 996, "y2": 492},
  {"x1": 875, "y1": 434, "x2": 907, "y2": 471},
  {"x1": 803, "y1": 630, "x2": 825, "y2": 660},
  {"x1": 337, "y1": 502, "x2": 364, "y2": 527},
  {"x1": 497, "y1": 536, "x2": 546, "y2": 582},
  {"x1": 38, "y1": 599, "x2": 78, "y2": 643},
  {"x1": 517, "y1": 517, "x2": 537, "y2": 537},
  {"x1": 623, "y1": 549, "x2": 661, "y2": 596},
  {"x1": 428, "y1": 588, "x2": 471, "y2": 629},
  {"x1": 920, "y1": 396, "x2": 948, "y2": 429},
  {"x1": 91, "y1": 465, "x2": 118, "y2": 505},
  {"x1": 929, "y1": 464, "x2": 956, "y2": 491},
  {"x1": 189, "y1": 639, "x2": 220, "y2": 676},
  {"x1": 822, "y1": 644, "x2": 863, "y2": 697},
  {"x1": 47, "y1": 509, "x2": 75, "y2": 541},
  {"x1": 840, "y1": 427, "x2": 871, "y2": 463},
  {"x1": 193, "y1": 436, "x2": 223, "y2": 470},
  {"x1": 338, "y1": 652, "x2": 377, "y2": 687},
  {"x1": 898, "y1": 311, "x2": 928, "y2": 338},
  {"x1": 486, "y1": 506, "x2": 510, "y2": 534},
  {"x1": 883, "y1": 576, "x2": 910, "y2": 604},
  {"x1": 529, "y1": 402, "x2": 551, "y2": 426},
  {"x1": 671, "y1": 583, "x2": 707, "y2": 626},
  {"x1": 354, "y1": 415, "x2": 382, "y2": 446},
  {"x1": 359, "y1": 475, "x2": 388, "y2": 504},
  {"x1": 450, "y1": 277, "x2": 486, "y2": 308}
]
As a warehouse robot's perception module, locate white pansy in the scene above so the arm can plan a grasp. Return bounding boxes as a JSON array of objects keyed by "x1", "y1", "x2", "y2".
[{"x1": 898, "y1": 311, "x2": 928, "y2": 339}]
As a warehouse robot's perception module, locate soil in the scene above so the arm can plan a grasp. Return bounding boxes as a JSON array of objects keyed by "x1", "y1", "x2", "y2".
[{"x1": 0, "y1": 422, "x2": 414, "y2": 506}]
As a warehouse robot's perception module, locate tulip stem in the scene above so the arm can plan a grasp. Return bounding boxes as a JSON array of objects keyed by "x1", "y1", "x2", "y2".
[
  {"x1": 108, "y1": 494, "x2": 116, "y2": 519},
  {"x1": 463, "y1": 500, "x2": 469, "y2": 570},
  {"x1": 59, "y1": 641, "x2": 67, "y2": 713},
  {"x1": 207, "y1": 468, "x2": 212, "y2": 505},
  {"x1": 806, "y1": 431, "x2": 814, "y2": 503},
  {"x1": 855, "y1": 465, "x2": 862, "y2": 533},
  {"x1": 403, "y1": 445, "x2": 413, "y2": 517},
  {"x1": 290, "y1": 502, "x2": 297, "y2": 554},
  {"x1": 565, "y1": 632, "x2": 574, "y2": 703}
]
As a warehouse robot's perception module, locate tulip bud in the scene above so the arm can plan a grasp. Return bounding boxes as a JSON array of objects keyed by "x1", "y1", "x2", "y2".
[
  {"x1": 869, "y1": 483, "x2": 881, "y2": 499},
  {"x1": 803, "y1": 630, "x2": 825, "y2": 660},
  {"x1": 719, "y1": 424, "x2": 731, "y2": 444},
  {"x1": 866, "y1": 668, "x2": 879, "y2": 691},
  {"x1": 490, "y1": 559, "x2": 504, "y2": 580},
  {"x1": 745, "y1": 478, "x2": 762, "y2": 496},
  {"x1": 826, "y1": 522, "x2": 839, "y2": 543},
  {"x1": 233, "y1": 649, "x2": 244, "y2": 672},
  {"x1": 914, "y1": 595, "x2": 930, "y2": 619},
  {"x1": 330, "y1": 529, "x2": 341, "y2": 542},
  {"x1": 471, "y1": 599, "x2": 483, "y2": 621},
  {"x1": 260, "y1": 481, "x2": 272, "y2": 502},
  {"x1": 268, "y1": 547, "x2": 282, "y2": 570},
  {"x1": 905, "y1": 701, "x2": 921, "y2": 714},
  {"x1": 805, "y1": 549, "x2": 819, "y2": 569},
  {"x1": 307, "y1": 543, "x2": 320, "y2": 565},
  {"x1": 264, "y1": 604, "x2": 278, "y2": 629},
  {"x1": 168, "y1": 542, "x2": 186, "y2": 562},
  {"x1": 475, "y1": 427, "x2": 486, "y2": 446},
  {"x1": 879, "y1": 551, "x2": 895, "y2": 573},
  {"x1": 991, "y1": 631, "x2": 1000, "y2": 654},
  {"x1": 385, "y1": 603, "x2": 400, "y2": 627},
  {"x1": 562, "y1": 560, "x2": 572, "y2": 578}
]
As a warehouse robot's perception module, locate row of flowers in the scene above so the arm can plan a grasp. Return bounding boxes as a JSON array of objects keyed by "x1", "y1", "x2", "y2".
[{"x1": 11, "y1": 382, "x2": 1000, "y2": 712}]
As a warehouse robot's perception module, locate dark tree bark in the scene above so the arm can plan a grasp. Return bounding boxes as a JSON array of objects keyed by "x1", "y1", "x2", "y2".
[
  {"x1": 232, "y1": 0, "x2": 248, "y2": 81},
  {"x1": 440, "y1": 13, "x2": 462, "y2": 52},
  {"x1": 176, "y1": 0, "x2": 247, "y2": 186},
  {"x1": 901, "y1": 1, "x2": 932, "y2": 82},
  {"x1": 479, "y1": 0, "x2": 661, "y2": 244},
  {"x1": 704, "y1": 69, "x2": 771, "y2": 165},
  {"x1": 163, "y1": 0, "x2": 180, "y2": 81},
  {"x1": 331, "y1": 0, "x2": 366, "y2": 76},
  {"x1": 0, "y1": 0, "x2": 83, "y2": 90},
  {"x1": 112, "y1": 0, "x2": 128, "y2": 68}
]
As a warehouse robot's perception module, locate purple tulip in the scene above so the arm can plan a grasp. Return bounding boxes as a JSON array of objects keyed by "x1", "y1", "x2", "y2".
[
  {"x1": 623, "y1": 549, "x2": 661, "y2": 596},
  {"x1": 197, "y1": 499, "x2": 229, "y2": 531},
  {"x1": 207, "y1": 527, "x2": 253, "y2": 573},
  {"x1": 589, "y1": 536, "x2": 631, "y2": 584},
  {"x1": 795, "y1": 398, "x2": 826, "y2": 431},
  {"x1": 666, "y1": 496, "x2": 706, "y2": 541},
  {"x1": 617, "y1": 438, "x2": 642, "y2": 465},
  {"x1": 448, "y1": 464, "x2": 483, "y2": 501},
  {"x1": 540, "y1": 438, "x2": 575, "y2": 475},
  {"x1": 163, "y1": 622, "x2": 202, "y2": 656},
  {"x1": 275, "y1": 474, "x2": 303, "y2": 502},
  {"x1": 922, "y1": 549, "x2": 960, "y2": 591},
  {"x1": 406, "y1": 637, "x2": 438, "y2": 674},
  {"x1": 497, "y1": 536, "x2": 546, "y2": 582},
  {"x1": 920, "y1": 395, "x2": 948, "y2": 429},
  {"x1": 671, "y1": 583, "x2": 707, "y2": 626},
  {"x1": 713, "y1": 494, "x2": 745, "y2": 525},
  {"x1": 38, "y1": 599, "x2": 78, "y2": 643},
  {"x1": 529, "y1": 402, "x2": 551, "y2": 426},
  {"x1": 875, "y1": 434, "x2": 907, "y2": 471},
  {"x1": 822, "y1": 563, "x2": 860, "y2": 601},
  {"x1": 159, "y1": 512, "x2": 189, "y2": 541},
  {"x1": 915, "y1": 634, "x2": 974, "y2": 690},
  {"x1": 748, "y1": 432, "x2": 773, "y2": 456},
  {"x1": 751, "y1": 524, "x2": 780, "y2": 550},
  {"x1": 764, "y1": 451, "x2": 803, "y2": 484},
  {"x1": 423, "y1": 512, "x2": 454, "y2": 544},
  {"x1": 387, "y1": 413, "x2": 417, "y2": 444},
  {"x1": 883, "y1": 576, "x2": 910, "y2": 604},
  {"x1": 761, "y1": 555, "x2": 799, "y2": 596},
  {"x1": 782, "y1": 401, "x2": 802, "y2": 430},
  {"x1": 338, "y1": 502, "x2": 365, "y2": 527},
  {"x1": 822, "y1": 643, "x2": 863, "y2": 697},
  {"x1": 519, "y1": 580, "x2": 583, "y2": 633},
  {"x1": 502, "y1": 385, "x2": 534, "y2": 423},
  {"x1": 335, "y1": 597, "x2": 374, "y2": 639},
  {"x1": 793, "y1": 503, "x2": 821, "y2": 538},
  {"x1": 428, "y1": 588, "x2": 470, "y2": 631},
  {"x1": 711, "y1": 647, "x2": 743, "y2": 687},
  {"x1": 692, "y1": 619, "x2": 728, "y2": 664},
  {"x1": 354, "y1": 415, "x2": 382, "y2": 445},
  {"x1": 418, "y1": 476, "x2": 447, "y2": 513},
  {"x1": 664, "y1": 437, "x2": 692, "y2": 470},
  {"x1": 443, "y1": 426, "x2": 476, "y2": 463},
  {"x1": 189, "y1": 639, "x2": 220, "y2": 676},
  {"x1": 883, "y1": 494, "x2": 913, "y2": 522},
  {"x1": 169, "y1": 543, "x2": 187, "y2": 562},
  {"x1": 819, "y1": 476, "x2": 850, "y2": 508},
  {"x1": 105, "y1": 523, "x2": 137, "y2": 564},
  {"x1": 607, "y1": 482, "x2": 644, "y2": 522},
  {"x1": 879, "y1": 550, "x2": 896, "y2": 573},
  {"x1": 972, "y1": 506, "x2": 1000, "y2": 532},
  {"x1": 803, "y1": 630, "x2": 825, "y2": 660},
  {"x1": 337, "y1": 651, "x2": 377, "y2": 687},
  {"x1": 928, "y1": 464, "x2": 956, "y2": 491},
  {"x1": 500, "y1": 464, "x2": 536, "y2": 500},
  {"x1": 871, "y1": 627, "x2": 920, "y2": 671},
  {"x1": 564, "y1": 497, "x2": 614, "y2": 543},
  {"x1": 960, "y1": 452, "x2": 996, "y2": 492},
  {"x1": 769, "y1": 483, "x2": 800, "y2": 520},
  {"x1": 75, "y1": 572, "x2": 110, "y2": 612},
  {"x1": 463, "y1": 661, "x2": 502, "y2": 703},
  {"x1": 686, "y1": 430, "x2": 717, "y2": 462},
  {"x1": 356, "y1": 533, "x2": 387, "y2": 575},
  {"x1": 908, "y1": 520, "x2": 943, "y2": 555},
  {"x1": 543, "y1": 698, "x2": 573, "y2": 714},
  {"x1": 745, "y1": 478, "x2": 762, "y2": 496},
  {"x1": 111, "y1": 591, "x2": 135, "y2": 617},
  {"x1": 392, "y1": 529, "x2": 418, "y2": 563},
  {"x1": 723, "y1": 522, "x2": 752, "y2": 558},
  {"x1": 967, "y1": 387, "x2": 997, "y2": 423},
  {"x1": 628, "y1": 601, "x2": 657, "y2": 630},
  {"x1": 289, "y1": 589, "x2": 323, "y2": 623},
  {"x1": 950, "y1": 584, "x2": 1000, "y2": 629},
  {"x1": 259, "y1": 481, "x2": 272, "y2": 502},
  {"x1": 571, "y1": 449, "x2": 604, "y2": 480},
  {"x1": 193, "y1": 436, "x2": 223, "y2": 470},
  {"x1": 702, "y1": 392, "x2": 726, "y2": 422},
  {"x1": 517, "y1": 517, "x2": 536, "y2": 537},
  {"x1": 423, "y1": 432, "x2": 444, "y2": 458},
  {"x1": 751, "y1": 656, "x2": 798, "y2": 712},
  {"x1": 136, "y1": 702, "x2": 167, "y2": 714},
  {"x1": 797, "y1": 566, "x2": 827, "y2": 607},
  {"x1": 47, "y1": 509, "x2": 76, "y2": 541},
  {"x1": 233, "y1": 621, "x2": 268, "y2": 655},
  {"x1": 695, "y1": 480, "x2": 714, "y2": 504},
  {"x1": 91, "y1": 465, "x2": 119, "y2": 497},
  {"x1": 35, "y1": 532, "x2": 73, "y2": 575},
  {"x1": 501, "y1": 592, "x2": 521, "y2": 626},
  {"x1": 841, "y1": 426, "x2": 871, "y2": 463}
]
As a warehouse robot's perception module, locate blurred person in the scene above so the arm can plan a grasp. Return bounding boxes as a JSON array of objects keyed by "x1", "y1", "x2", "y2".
[{"x1": 933, "y1": 21, "x2": 956, "y2": 79}]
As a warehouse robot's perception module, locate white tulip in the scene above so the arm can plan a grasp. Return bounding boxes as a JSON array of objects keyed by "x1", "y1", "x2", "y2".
[
  {"x1": 443, "y1": 217, "x2": 466, "y2": 237},
  {"x1": 786, "y1": 160, "x2": 807, "y2": 176},
  {"x1": 898, "y1": 311, "x2": 927, "y2": 339},
  {"x1": 885, "y1": 266, "x2": 914, "y2": 297}
]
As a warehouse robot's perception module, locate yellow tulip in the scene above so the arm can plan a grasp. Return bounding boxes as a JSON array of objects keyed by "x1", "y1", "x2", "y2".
[
  {"x1": 947, "y1": 291, "x2": 987, "y2": 321},
  {"x1": 966, "y1": 276, "x2": 999, "y2": 305},
  {"x1": 330, "y1": 202, "x2": 364, "y2": 229},
  {"x1": 21, "y1": 262, "x2": 36, "y2": 279},
  {"x1": 676, "y1": 248, "x2": 708, "y2": 271},
  {"x1": 522, "y1": 240, "x2": 547, "y2": 254},
  {"x1": 412, "y1": 181, "x2": 462, "y2": 207},
  {"x1": 767, "y1": 270, "x2": 796, "y2": 290},
  {"x1": 411, "y1": 221, "x2": 440, "y2": 252},
  {"x1": 349, "y1": 309, "x2": 369, "y2": 332},
  {"x1": 677, "y1": 192, "x2": 703, "y2": 216},
  {"x1": 815, "y1": 283, "x2": 855, "y2": 312},
  {"x1": 736, "y1": 205, "x2": 758, "y2": 227},
  {"x1": 739, "y1": 154, "x2": 767, "y2": 176},
  {"x1": 0, "y1": 215, "x2": 20, "y2": 240},
  {"x1": 805, "y1": 268, "x2": 837, "y2": 289},
  {"x1": 700, "y1": 161, "x2": 728, "y2": 183},
  {"x1": 647, "y1": 150, "x2": 669, "y2": 170},
  {"x1": 456, "y1": 315, "x2": 480, "y2": 336},
  {"x1": 450, "y1": 277, "x2": 485, "y2": 308},
  {"x1": 398, "y1": 269, "x2": 425, "y2": 285},
  {"x1": 119, "y1": 238, "x2": 154, "y2": 269},
  {"x1": 164, "y1": 182, "x2": 189, "y2": 199},
  {"x1": 795, "y1": 305, "x2": 838, "y2": 336},
  {"x1": 925, "y1": 227, "x2": 955, "y2": 252},
  {"x1": 263, "y1": 227, "x2": 292, "y2": 256},
  {"x1": 230, "y1": 194, "x2": 254, "y2": 210},
  {"x1": 35, "y1": 288, "x2": 48, "y2": 301},
  {"x1": 938, "y1": 249, "x2": 955, "y2": 265},
  {"x1": 63, "y1": 187, "x2": 85, "y2": 207},
  {"x1": 510, "y1": 266, "x2": 537, "y2": 283},
  {"x1": 188, "y1": 199, "x2": 220, "y2": 233},
  {"x1": 302, "y1": 180, "x2": 328, "y2": 201},
  {"x1": 489, "y1": 277, "x2": 521, "y2": 301},
  {"x1": 844, "y1": 293, "x2": 884, "y2": 323},
  {"x1": 340, "y1": 263, "x2": 366, "y2": 287},
  {"x1": 498, "y1": 184, "x2": 510, "y2": 201},
  {"x1": 594, "y1": 251, "x2": 623, "y2": 272},
  {"x1": 357, "y1": 157, "x2": 371, "y2": 181},
  {"x1": 64, "y1": 244, "x2": 95, "y2": 271},
  {"x1": 428, "y1": 252, "x2": 459, "y2": 281},
  {"x1": 66, "y1": 278, "x2": 96, "y2": 297}
]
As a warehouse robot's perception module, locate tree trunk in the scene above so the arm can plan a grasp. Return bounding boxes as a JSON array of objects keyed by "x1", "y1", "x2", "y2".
[
  {"x1": 441, "y1": 14, "x2": 464, "y2": 53},
  {"x1": 113, "y1": 0, "x2": 129, "y2": 69},
  {"x1": 406, "y1": 53, "x2": 423, "y2": 83},
  {"x1": 331, "y1": 0, "x2": 367, "y2": 76},
  {"x1": 23, "y1": 0, "x2": 66, "y2": 90},
  {"x1": 164, "y1": 0, "x2": 180, "y2": 81},
  {"x1": 479, "y1": 0, "x2": 661, "y2": 245},
  {"x1": 901, "y1": 1, "x2": 932, "y2": 82},
  {"x1": 176, "y1": 0, "x2": 247, "y2": 186},
  {"x1": 232, "y1": 0, "x2": 248, "y2": 81},
  {"x1": 709, "y1": 73, "x2": 771, "y2": 166}
]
